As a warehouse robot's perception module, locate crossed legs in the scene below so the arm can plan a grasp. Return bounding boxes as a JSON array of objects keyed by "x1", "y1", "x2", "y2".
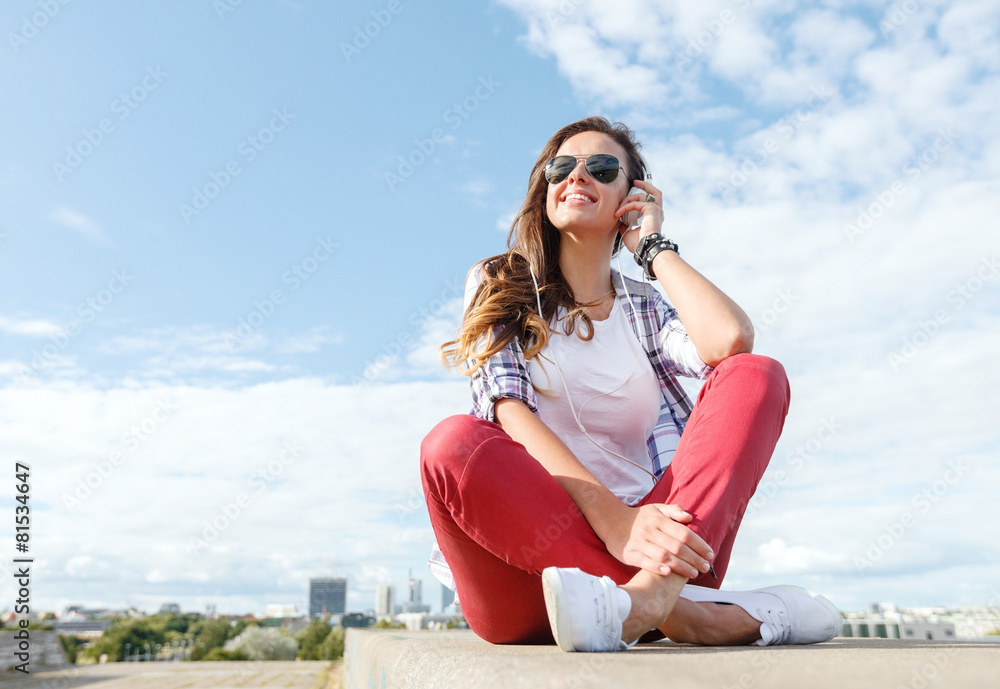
[{"x1": 420, "y1": 353, "x2": 790, "y2": 645}]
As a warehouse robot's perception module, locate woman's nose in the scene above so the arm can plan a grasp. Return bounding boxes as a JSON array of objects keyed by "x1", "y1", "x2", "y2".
[{"x1": 567, "y1": 158, "x2": 591, "y2": 183}]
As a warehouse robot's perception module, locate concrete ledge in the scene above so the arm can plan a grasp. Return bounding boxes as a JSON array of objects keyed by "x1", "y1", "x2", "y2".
[{"x1": 344, "y1": 629, "x2": 998, "y2": 689}]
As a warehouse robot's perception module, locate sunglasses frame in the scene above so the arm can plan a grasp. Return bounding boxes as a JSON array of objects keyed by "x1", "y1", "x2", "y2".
[{"x1": 544, "y1": 154, "x2": 622, "y2": 185}]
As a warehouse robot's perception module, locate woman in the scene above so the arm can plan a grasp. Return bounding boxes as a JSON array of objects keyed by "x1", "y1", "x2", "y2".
[{"x1": 421, "y1": 116, "x2": 839, "y2": 652}]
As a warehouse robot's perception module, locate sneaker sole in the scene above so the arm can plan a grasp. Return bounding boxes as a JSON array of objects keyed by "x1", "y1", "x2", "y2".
[{"x1": 541, "y1": 568, "x2": 576, "y2": 652}]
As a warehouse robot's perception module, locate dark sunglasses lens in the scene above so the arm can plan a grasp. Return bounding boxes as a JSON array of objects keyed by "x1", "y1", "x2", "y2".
[
  {"x1": 544, "y1": 154, "x2": 621, "y2": 184},
  {"x1": 586, "y1": 154, "x2": 620, "y2": 183},
  {"x1": 545, "y1": 156, "x2": 577, "y2": 184}
]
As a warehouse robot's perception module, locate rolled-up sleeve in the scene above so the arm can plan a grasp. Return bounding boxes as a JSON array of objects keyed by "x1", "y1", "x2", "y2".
[
  {"x1": 652, "y1": 292, "x2": 714, "y2": 380},
  {"x1": 463, "y1": 263, "x2": 538, "y2": 421},
  {"x1": 470, "y1": 333, "x2": 538, "y2": 422}
]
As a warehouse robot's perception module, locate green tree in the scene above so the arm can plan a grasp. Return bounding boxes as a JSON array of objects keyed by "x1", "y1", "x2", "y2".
[
  {"x1": 58, "y1": 635, "x2": 84, "y2": 664},
  {"x1": 82, "y1": 618, "x2": 168, "y2": 662},
  {"x1": 373, "y1": 618, "x2": 406, "y2": 630},
  {"x1": 319, "y1": 626, "x2": 345, "y2": 661},
  {"x1": 227, "y1": 626, "x2": 297, "y2": 660},
  {"x1": 202, "y1": 647, "x2": 249, "y2": 661},
  {"x1": 296, "y1": 615, "x2": 333, "y2": 660},
  {"x1": 189, "y1": 618, "x2": 250, "y2": 661}
]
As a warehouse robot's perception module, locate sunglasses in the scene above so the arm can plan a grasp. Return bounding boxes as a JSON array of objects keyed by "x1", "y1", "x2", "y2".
[{"x1": 544, "y1": 154, "x2": 621, "y2": 185}]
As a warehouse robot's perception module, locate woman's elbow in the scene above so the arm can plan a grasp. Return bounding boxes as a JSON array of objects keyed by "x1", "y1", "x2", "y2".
[{"x1": 702, "y1": 324, "x2": 754, "y2": 368}]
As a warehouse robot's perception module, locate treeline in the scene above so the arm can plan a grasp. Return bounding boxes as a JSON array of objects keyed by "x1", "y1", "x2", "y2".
[{"x1": 55, "y1": 613, "x2": 346, "y2": 663}]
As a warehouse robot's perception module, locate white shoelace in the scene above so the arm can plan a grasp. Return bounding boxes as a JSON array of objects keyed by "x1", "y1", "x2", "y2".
[{"x1": 756, "y1": 607, "x2": 791, "y2": 645}]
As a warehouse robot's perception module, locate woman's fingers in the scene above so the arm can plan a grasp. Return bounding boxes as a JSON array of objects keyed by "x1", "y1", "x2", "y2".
[
  {"x1": 654, "y1": 503, "x2": 692, "y2": 523},
  {"x1": 632, "y1": 178, "x2": 661, "y2": 203},
  {"x1": 628, "y1": 544, "x2": 703, "y2": 578}
]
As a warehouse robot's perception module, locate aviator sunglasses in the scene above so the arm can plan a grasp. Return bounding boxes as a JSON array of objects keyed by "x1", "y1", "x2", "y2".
[{"x1": 544, "y1": 154, "x2": 621, "y2": 185}]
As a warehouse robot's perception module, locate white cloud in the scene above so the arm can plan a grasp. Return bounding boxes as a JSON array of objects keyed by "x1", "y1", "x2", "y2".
[
  {"x1": 0, "y1": 315, "x2": 62, "y2": 337},
  {"x1": 48, "y1": 207, "x2": 112, "y2": 245},
  {"x1": 0, "y1": 376, "x2": 470, "y2": 616}
]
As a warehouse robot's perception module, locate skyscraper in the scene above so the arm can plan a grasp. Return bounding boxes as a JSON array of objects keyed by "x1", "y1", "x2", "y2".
[
  {"x1": 399, "y1": 569, "x2": 430, "y2": 613},
  {"x1": 376, "y1": 585, "x2": 395, "y2": 616},
  {"x1": 408, "y1": 573, "x2": 422, "y2": 606},
  {"x1": 309, "y1": 577, "x2": 347, "y2": 618}
]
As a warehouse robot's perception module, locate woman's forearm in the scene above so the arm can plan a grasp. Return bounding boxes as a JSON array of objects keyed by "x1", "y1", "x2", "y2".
[
  {"x1": 494, "y1": 398, "x2": 630, "y2": 542},
  {"x1": 650, "y1": 250, "x2": 754, "y2": 367}
]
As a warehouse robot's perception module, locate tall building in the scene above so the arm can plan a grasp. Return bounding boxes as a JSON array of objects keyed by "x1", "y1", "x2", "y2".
[
  {"x1": 376, "y1": 585, "x2": 395, "y2": 616},
  {"x1": 399, "y1": 570, "x2": 430, "y2": 614},
  {"x1": 441, "y1": 583, "x2": 455, "y2": 611},
  {"x1": 309, "y1": 577, "x2": 347, "y2": 618},
  {"x1": 408, "y1": 573, "x2": 422, "y2": 606}
]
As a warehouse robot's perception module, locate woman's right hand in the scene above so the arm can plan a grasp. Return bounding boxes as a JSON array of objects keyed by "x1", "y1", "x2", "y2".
[{"x1": 603, "y1": 503, "x2": 715, "y2": 579}]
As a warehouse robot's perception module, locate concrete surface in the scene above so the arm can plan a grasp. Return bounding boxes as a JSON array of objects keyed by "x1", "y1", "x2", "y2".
[
  {"x1": 0, "y1": 631, "x2": 69, "y2": 669},
  {"x1": 0, "y1": 659, "x2": 337, "y2": 688},
  {"x1": 344, "y1": 629, "x2": 998, "y2": 689}
]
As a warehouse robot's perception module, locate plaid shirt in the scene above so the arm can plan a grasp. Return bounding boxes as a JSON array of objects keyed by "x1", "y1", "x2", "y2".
[
  {"x1": 428, "y1": 267, "x2": 713, "y2": 593},
  {"x1": 469, "y1": 267, "x2": 712, "y2": 479}
]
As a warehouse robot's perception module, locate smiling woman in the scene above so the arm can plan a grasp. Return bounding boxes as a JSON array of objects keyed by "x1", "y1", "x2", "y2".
[{"x1": 421, "y1": 116, "x2": 841, "y2": 653}]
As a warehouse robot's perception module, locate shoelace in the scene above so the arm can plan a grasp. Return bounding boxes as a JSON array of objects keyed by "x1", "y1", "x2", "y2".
[{"x1": 756, "y1": 607, "x2": 791, "y2": 645}]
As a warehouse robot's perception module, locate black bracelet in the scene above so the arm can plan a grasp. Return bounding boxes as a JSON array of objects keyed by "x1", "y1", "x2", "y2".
[
  {"x1": 642, "y1": 239, "x2": 679, "y2": 280},
  {"x1": 633, "y1": 233, "x2": 663, "y2": 271}
]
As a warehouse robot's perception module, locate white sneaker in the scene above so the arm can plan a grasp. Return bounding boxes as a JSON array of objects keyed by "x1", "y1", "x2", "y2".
[
  {"x1": 541, "y1": 567, "x2": 631, "y2": 652},
  {"x1": 679, "y1": 584, "x2": 840, "y2": 645}
]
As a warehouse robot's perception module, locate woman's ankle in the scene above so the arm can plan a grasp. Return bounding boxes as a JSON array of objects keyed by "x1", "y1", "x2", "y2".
[{"x1": 619, "y1": 570, "x2": 685, "y2": 643}]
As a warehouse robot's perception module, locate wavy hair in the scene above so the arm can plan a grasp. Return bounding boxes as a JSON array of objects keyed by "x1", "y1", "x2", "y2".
[{"x1": 441, "y1": 116, "x2": 647, "y2": 375}]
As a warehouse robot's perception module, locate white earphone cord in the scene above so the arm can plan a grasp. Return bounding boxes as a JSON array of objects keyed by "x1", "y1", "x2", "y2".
[{"x1": 530, "y1": 261, "x2": 657, "y2": 483}]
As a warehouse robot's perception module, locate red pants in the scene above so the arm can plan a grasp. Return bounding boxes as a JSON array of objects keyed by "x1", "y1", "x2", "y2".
[{"x1": 421, "y1": 353, "x2": 790, "y2": 644}]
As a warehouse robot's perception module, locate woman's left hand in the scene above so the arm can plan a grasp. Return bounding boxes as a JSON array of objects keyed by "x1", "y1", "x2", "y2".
[{"x1": 615, "y1": 178, "x2": 664, "y2": 254}]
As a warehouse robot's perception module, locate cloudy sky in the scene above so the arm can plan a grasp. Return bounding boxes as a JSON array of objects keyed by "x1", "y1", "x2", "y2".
[{"x1": 1, "y1": 0, "x2": 998, "y2": 619}]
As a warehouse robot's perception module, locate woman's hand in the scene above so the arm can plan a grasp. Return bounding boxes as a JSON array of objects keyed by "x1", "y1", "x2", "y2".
[
  {"x1": 603, "y1": 502, "x2": 715, "y2": 579},
  {"x1": 615, "y1": 178, "x2": 665, "y2": 254}
]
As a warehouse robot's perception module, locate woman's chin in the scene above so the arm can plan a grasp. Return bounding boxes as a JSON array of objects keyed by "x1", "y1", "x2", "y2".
[{"x1": 552, "y1": 216, "x2": 620, "y2": 236}]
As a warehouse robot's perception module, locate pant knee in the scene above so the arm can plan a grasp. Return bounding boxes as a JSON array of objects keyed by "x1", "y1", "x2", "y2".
[
  {"x1": 420, "y1": 414, "x2": 499, "y2": 500},
  {"x1": 714, "y1": 353, "x2": 789, "y2": 409}
]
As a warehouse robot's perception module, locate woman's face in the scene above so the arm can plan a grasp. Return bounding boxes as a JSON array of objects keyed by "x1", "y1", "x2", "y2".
[{"x1": 545, "y1": 131, "x2": 631, "y2": 238}]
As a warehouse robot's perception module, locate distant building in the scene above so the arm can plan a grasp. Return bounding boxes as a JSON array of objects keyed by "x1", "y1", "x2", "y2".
[
  {"x1": 376, "y1": 585, "x2": 395, "y2": 616},
  {"x1": 341, "y1": 612, "x2": 376, "y2": 628},
  {"x1": 841, "y1": 603, "x2": 958, "y2": 640},
  {"x1": 159, "y1": 603, "x2": 181, "y2": 615},
  {"x1": 309, "y1": 577, "x2": 347, "y2": 618},
  {"x1": 398, "y1": 571, "x2": 430, "y2": 613},
  {"x1": 442, "y1": 583, "x2": 455, "y2": 611},
  {"x1": 266, "y1": 604, "x2": 299, "y2": 618},
  {"x1": 54, "y1": 619, "x2": 111, "y2": 639}
]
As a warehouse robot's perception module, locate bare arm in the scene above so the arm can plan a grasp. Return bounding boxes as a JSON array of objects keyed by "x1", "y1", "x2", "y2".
[
  {"x1": 617, "y1": 178, "x2": 754, "y2": 368},
  {"x1": 494, "y1": 398, "x2": 713, "y2": 578},
  {"x1": 650, "y1": 250, "x2": 755, "y2": 367}
]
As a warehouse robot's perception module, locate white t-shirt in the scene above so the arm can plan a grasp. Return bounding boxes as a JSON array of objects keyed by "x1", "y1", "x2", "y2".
[{"x1": 527, "y1": 304, "x2": 661, "y2": 505}]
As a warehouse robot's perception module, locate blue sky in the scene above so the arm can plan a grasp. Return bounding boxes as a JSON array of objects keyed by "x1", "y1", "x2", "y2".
[{"x1": 2, "y1": 0, "x2": 999, "y2": 619}]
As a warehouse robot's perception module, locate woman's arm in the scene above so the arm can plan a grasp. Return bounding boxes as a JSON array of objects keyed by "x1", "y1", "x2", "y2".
[
  {"x1": 616, "y1": 179, "x2": 754, "y2": 368},
  {"x1": 650, "y1": 250, "x2": 754, "y2": 368},
  {"x1": 495, "y1": 398, "x2": 714, "y2": 579}
]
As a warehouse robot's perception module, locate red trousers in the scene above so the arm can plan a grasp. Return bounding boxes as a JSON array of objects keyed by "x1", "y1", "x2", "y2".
[{"x1": 421, "y1": 353, "x2": 790, "y2": 644}]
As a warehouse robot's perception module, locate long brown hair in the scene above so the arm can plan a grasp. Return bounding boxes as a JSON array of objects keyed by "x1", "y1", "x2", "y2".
[{"x1": 441, "y1": 116, "x2": 647, "y2": 374}]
